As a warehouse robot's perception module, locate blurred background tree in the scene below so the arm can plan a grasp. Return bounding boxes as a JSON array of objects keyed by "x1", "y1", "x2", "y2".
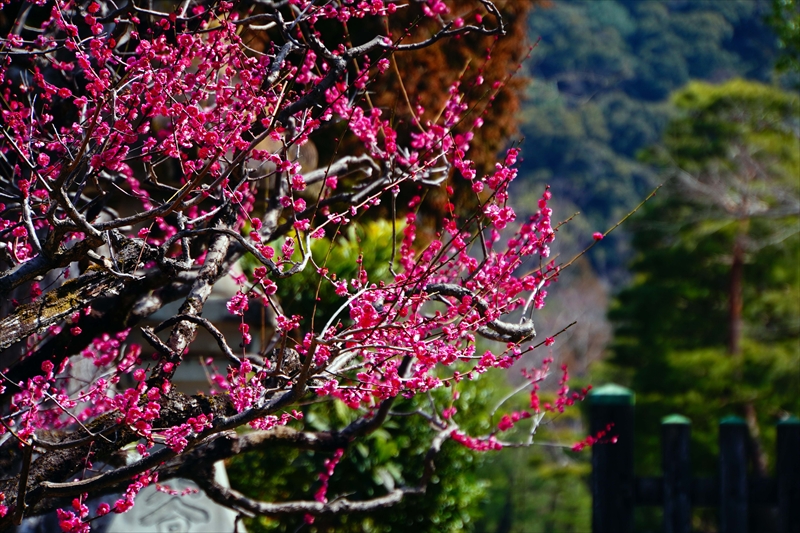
[{"x1": 602, "y1": 79, "x2": 799, "y2": 530}]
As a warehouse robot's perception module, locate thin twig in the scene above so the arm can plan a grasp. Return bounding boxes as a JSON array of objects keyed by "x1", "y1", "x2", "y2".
[{"x1": 556, "y1": 185, "x2": 662, "y2": 275}]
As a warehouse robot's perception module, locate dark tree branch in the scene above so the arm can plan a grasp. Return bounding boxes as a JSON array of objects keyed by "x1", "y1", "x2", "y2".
[
  {"x1": 189, "y1": 427, "x2": 451, "y2": 518},
  {"x1": 425, "y1": 283, "x2": 536, "y2": 342},
  {"x1": 0, "y1": 270, "x2": 125, "y2": 351},
  {"x1": 150, "y1": 205, "x2": 238, "y2": 385},
  {"x1": 153, "y1": 314, "x2": 241, "y2": 366}
]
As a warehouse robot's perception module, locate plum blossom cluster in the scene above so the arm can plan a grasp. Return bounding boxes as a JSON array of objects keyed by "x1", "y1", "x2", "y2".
[
  {"x1": 162, "y1": 414, "x2": 213, "y2": 453},
  {"x1": 450, "y1": 430, "x2": 502, "y2": 451},
  {"x1": 572, "y1": 423, "x2": 617, "y2": 452},
  {"x1": 0, "y1": 0, "x2": 593, "y2": 528},
  {"x1": 6, "y1": 359, "x2": 72, "y2": 442},
  {"x1": 303, "y1": 448, "x2": 344, "y2": 524},
  {"x1": 155, "y1": 484, "x2": 199, "y2": 497},
  {"x1": 314, "y1": 448, "x2": 344, "y2": 504},
  {"x1": 497, "y1": 410, "x2": 532, "y2": 432},
  {"x1": 439, "y1": 347, "x2": 593, "y2": 452},
  {"x1": 521, "y1": 357, "x2": 592, "y2": 416},
  {"x1": 273, "y1": 184, "x2": 560, "y2": 411},
  {"x1": 54, "y1": 470, "x2": 157, "y2": 533}
]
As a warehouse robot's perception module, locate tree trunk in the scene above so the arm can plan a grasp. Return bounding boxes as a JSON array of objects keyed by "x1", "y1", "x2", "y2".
[
  {"x1": 728, "y1": 225, "x2": 768, "y2": 478},
  {"x1": 728, "y1": 232, "x2": 744, "y2": 357},
  {"x1": 744, "y1": 402, "x2": 769, "y2": 476}
]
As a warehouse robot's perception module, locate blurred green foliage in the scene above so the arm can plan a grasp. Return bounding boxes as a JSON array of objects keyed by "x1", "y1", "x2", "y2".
[
  {"x1": 766, "y1": 0, "x2": 800, "y2": 74},
  {"x1": 663, "y1": 79, "x2": 800, "y2": 175},
  {"x1": 228, "y1": 381, "x2": 493, "y2": 533},
  {"x1": 270, "y1": 219, "x2": 401, "y2": 330},
  {"x1": 474, "y1": 408, "x2": 592, "y2": 533}
]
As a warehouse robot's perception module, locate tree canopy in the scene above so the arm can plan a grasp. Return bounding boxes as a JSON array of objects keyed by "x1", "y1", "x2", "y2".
[{"x1": 605, "y1": 80, "x2": 800, "y2": 485}]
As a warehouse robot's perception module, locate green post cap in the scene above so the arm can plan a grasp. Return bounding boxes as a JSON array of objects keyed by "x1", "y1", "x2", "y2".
[
  {"x1": 590, "y1": 384, "x2": 635, "y2": 405},
  {"x1": 662, "y1": 414, "x2": 691, "y2": 425},
  {"x1": 720, "y1": 415, "x2": 746, "y2": 425},
  {"x1": 777, "y1": 415, "x2": 800, "y2": 426}
]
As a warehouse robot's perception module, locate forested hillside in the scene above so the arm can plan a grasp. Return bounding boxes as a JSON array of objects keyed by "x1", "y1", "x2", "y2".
[{"x1": 514, "y1": 0, "x2": 784, "y2": 281}]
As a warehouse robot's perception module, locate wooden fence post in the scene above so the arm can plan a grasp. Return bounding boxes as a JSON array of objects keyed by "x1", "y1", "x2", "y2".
[
  {"x1": 719, "y1": 416, "x2": 748, "y2": 533},
  {"x1": 777, "y1": 416, "x2": 800, "y2": 533},
  {"x1": 662, "y1": 414, "x2": 691, "y2": 533},
  {"x1": 590, "y1": 384, "x2": 635, "y2": 533}
]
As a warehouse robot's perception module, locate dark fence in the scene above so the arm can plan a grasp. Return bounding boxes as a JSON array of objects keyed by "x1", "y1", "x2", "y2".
[{"x1": 589, "y1": 384, "x2": 800, "y2": 533}]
